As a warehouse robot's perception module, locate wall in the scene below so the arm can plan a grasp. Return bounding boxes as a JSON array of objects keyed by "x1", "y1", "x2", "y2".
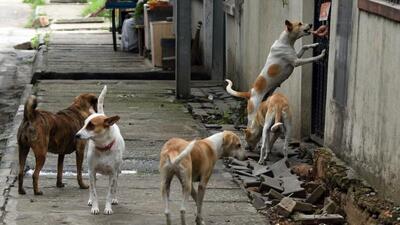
[
  {"x1": 225, "y1": 0, "x2": 315, "y2": 139},
  {"x1": 325, "y1": 0, "x2": 400, "y2": 203}
]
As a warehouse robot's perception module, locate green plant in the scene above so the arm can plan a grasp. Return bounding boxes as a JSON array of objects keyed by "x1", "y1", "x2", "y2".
[
  {"x1": 82, "y1": 0, "x2": 111, "y2": 18},
  {"x1": 23, "y1": 0, "x2": 46, "y2": 7}
]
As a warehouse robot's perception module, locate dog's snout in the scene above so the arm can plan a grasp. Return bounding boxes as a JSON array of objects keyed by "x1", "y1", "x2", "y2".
[
  {"x1": 75, "y1": 134, "x2": 81, "y2": 139},
  {"x1": 309, "y1": 24, "x2": 313, "y2": 28}
]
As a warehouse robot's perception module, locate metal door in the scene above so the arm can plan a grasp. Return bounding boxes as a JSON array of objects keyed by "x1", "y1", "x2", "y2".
[{"x1": 311, "y1": 0, "x2": 331, "y2": 141}]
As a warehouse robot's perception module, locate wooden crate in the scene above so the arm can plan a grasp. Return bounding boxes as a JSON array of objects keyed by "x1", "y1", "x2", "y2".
[{"x1": 150, "y1": 21, "x2": 173, "y2": 67}]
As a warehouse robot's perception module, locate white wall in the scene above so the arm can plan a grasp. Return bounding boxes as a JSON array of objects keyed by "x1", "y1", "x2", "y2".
[{"x1": 325, "y1": 0, "x2": 400, "y2": 203}]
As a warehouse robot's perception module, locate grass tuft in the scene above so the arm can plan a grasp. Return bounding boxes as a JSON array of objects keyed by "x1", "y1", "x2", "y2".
[{"x1": 82, "y1": 0, "x2": 110, "y2": 18}]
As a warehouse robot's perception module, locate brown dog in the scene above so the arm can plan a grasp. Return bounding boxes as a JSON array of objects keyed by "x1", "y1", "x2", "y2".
[
  {"x1": 160, "y1": 131, "x2": 245, "y2": 225},
  {"x1": 17, "y1": 93, "x2": 98, "y2": 195}
]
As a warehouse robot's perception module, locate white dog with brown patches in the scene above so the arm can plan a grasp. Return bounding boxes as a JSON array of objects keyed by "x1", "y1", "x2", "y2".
[
  {"x1": 244, "y1": 93, "x2": 291, "y2": 165},
  {"x1": 159, "y1": 131, "x2": 245, "y2": 225},
  {"x1": 226, "y1": 20, "x2": 325, "y2": 127},
  {"x1": 76, "y1": 86, "x2": 125, "y2": 215}
]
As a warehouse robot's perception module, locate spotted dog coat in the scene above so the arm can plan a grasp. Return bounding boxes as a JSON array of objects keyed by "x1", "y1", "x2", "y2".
[{"x1": 226, "y1": 20, "x2": 326, "y2": 127}]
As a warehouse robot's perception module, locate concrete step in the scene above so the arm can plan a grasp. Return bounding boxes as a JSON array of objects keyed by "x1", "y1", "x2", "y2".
[
  {"x1": 53, "y1": 17, "x2": 105, "y2": 24},
  {"x1": 50, "y1": 0, "x2": 87, "y2": 3}
]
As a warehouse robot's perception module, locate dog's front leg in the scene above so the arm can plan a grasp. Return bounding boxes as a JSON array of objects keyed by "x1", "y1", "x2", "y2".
[
  {"x1": 88, "y1": 171, "x2": 99, "y2": 215},
  {"x1": 104, "y1": 174, "x2": 117, "y2": 215},
  {"x1": 56, "y1": 154, "x2": 65, "y2": 187},
  {"x1": 297, "y1": 43, "x2": 319, "y2": 58},
  {"x1": 294, "y1": 49, "x2": 326, "y2": 67}
]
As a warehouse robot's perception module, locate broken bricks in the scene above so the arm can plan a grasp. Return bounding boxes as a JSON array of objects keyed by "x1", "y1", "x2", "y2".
[
  {"x1": 306, "y1": 184, "x2": 326, "y2": 204},
  {"x1": 280, "y1": 176, "x2": 307, "y2": 198},
  {"x1": 292, "y1": 213, "x2": 345, "y2": 224},
  {"x1": 259, "y1": 175, "x2": 284, "y2": 192},
  {"x1": 275, "y1": 197, "x2": 297, "y2": 217}
]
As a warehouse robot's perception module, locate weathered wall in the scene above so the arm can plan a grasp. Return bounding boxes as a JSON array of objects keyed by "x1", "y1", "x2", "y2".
[
  {"x1": 325, "y1": 0, "x2": 400, "y2": 203},
  {"x1": 225, "y1": 0, "x2": 315, "y2": 139}
]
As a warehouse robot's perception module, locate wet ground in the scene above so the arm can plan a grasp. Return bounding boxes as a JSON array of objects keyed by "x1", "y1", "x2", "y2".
[{"x1": 3, "y1": 80, "x2": 267, "y2": 224}]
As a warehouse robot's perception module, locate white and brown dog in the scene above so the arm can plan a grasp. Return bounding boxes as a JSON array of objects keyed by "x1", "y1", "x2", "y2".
[
  {"x1": 75, "y1": 86, "x2": 125, "y2": 215},
  {"x1": 159, "y1": 131, "x2": 245, "y2": 225},
  {"x1": 226, "y1": 20, "x2": 325, "y2": 127},
  {"x1": 244, "y1": 93, "x2": 291, "y2": 165}
]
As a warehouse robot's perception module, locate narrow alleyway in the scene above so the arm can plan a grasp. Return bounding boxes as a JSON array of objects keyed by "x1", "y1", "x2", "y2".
[{"x1": 3, "y1": 81, "x2": 266, "y2": 224}]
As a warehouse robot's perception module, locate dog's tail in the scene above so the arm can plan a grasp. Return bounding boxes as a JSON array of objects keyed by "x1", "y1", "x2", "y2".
[
  {"x1": 225, "y1": 79, "x2": 251, "y2": 99},
  {"x1": 97, "y1": 85, "x2": 107, "y2": 114},
  {"x1": 166, "y1": 140, "x2": 196, "y2": 167},
  {"x1": 271, "y1": 109, "x2": 283, "y2": 132},
  {"x1": 24, "y1": 95, "x2": 38, "y2": 122}
]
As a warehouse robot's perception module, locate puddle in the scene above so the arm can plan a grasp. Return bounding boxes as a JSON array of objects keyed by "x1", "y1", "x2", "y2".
[{"x1": 26, "y1": 169, "x2": 137, "y2": 177}]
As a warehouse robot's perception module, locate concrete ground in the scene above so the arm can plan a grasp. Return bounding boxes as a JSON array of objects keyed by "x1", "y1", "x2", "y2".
[{"x1": 3, "y1": 80, "x2": 268, "y2": 225}]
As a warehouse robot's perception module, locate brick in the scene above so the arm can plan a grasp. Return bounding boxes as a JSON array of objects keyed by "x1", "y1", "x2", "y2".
[
  {"x1": 251, "y1": 194, "x2": 267, "y2": 210},
  {"x1": 292, "y1": 213, "x2": 345, "y2": 224},
  {"x1": 293, "y1": 201, "x2": 316, "y2": 213},
  {"x1": 204, "y1": 124, "x2": 222, "y2": 129},
  {"x1": 322, "y1": 197, "x2": 338, "y2": 214},
  {"x1": 275, "y1": 197, "x2": 296, "y2": 217},
  {"x1": 280, "y1": 176, "x2": 306, "y2": 198},
  {"x1": 252, "y1": 165, "x2": 272, "y2": 176},
  {"x1": 266, "y1": 189, "x2": 284, "y2": 200},
  {"x1": 230, "y1": 165, "x2": 252, "y2": 172},
  {"x1": 270, "y1": 158, "x2": 292, "y2": 178},
  {"x1": 306, "y1": 184, "x2": 326, "y2": 204},
  {"x1": 259, "y1": 176, "x2": 283, "y2": 192},
  {"x1": 233, "y1": 170, "x2": 254, "y2": 177},
  {"x1": 242, "y1": 177, "x2": 261, "y2": 188}
]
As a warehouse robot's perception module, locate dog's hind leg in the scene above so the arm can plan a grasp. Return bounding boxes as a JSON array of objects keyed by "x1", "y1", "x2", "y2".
[
  {"x1": 31, "y1": 145, "x2": 47, "y2": 195},
  {"x1": 56, "y1": 154, "x2": 65, "y2": 187},
  {"x1": 259, "y1": 112, "x2": 274, "y2": 165},
  {"x1": 283, "y1": 114, "x2": 291, "y2": 159},
  {"x1": 177, "y1": 170, "x2": 191, "y2": 225},
  {"x1": 161, "y1": 170, "x2": 173, "y2": 225},
  {"x1": 195, "y1": 175, "x2": 210, "y2": 225},
  {"x1": 76, "y1": 141, "x2": 88, "y2": 189},
  {"x1": 18, "y1": 143, "x2": 30, "y2": 195}
]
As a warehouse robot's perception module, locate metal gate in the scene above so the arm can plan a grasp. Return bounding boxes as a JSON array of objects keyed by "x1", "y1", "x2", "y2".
[{"x1": 311, "y1": 0, "x2": 331, "y2": 141}]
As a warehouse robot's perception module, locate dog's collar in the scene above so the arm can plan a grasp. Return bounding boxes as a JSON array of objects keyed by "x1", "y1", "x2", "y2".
[{"x1": 95, "y1": 139, "x2": 116, "y2": 152}]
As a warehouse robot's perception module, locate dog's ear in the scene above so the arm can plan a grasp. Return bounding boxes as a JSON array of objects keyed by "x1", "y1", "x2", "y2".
[
  {"x1": 285, "y1": 20, "x2": 293, "y2": 32},
  {"x1": 104, "y1": 115, "x2": 120, "y2": 127}
]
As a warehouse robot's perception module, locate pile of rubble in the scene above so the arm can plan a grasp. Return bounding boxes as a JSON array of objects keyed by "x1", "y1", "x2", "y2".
[{"x1": 225, "y1": 148, "x2": 346, "y2": 225}]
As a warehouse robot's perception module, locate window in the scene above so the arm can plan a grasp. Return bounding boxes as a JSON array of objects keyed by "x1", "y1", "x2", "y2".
[{"x1": 358, "y1": 0, "x2": 400, "y2": 22}]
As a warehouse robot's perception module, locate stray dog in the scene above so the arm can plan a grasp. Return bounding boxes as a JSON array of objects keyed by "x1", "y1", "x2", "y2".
[
  {"x1": 159, "y1": 131, "x2": 245, "y2": 225},
  {"x1": 75, "y1": 86, "x2": 125, "y2": 215},
  {"x1": 244, "y1": 93, "x2": 291, "y2": 165},
  {"x1": 17, "y1": 93, "x2": 98, "y2": 195},
  {"x1": 226, "y1": 20, "x2": 325, "y2": 127}
]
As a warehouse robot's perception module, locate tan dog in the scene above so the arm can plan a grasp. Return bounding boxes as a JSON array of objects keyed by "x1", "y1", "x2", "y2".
[
  {"x1": 159, "y1": 131, "x2": 245, "y2": 225},
  {"x1": 244, "y1": 93, "x2": 291, "y2": 164},
  {"x1": 226, "y1": 20, "x2": 325, "y2": 127},
  {"x1": 17, "y1": 93, "x2": 98, "y2": 195}
]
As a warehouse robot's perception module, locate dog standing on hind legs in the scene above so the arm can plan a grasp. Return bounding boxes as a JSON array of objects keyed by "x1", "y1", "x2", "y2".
[
  {"x1": 17, "y1": 92, "x2": 98, "y2": 195},
  {"x1": 159, "y1": 131, "x2": 245, "y2": 225},
  {"x1": 226, "y1": 20, "x2": 325, "y2": 127},
  {"x1": 76, "y1": 85, "x2": 125, "y2": 215},
  {"x1": 244, "y1": 93, "x2": 291, "y2": 165}
]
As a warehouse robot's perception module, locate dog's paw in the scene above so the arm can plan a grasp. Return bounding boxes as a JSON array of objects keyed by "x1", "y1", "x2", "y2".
[
  {"x1": 34, "y1": 190, "x2": 43, "y2": 196},
  {"x1": 79, "y1": 183, "x2": 89, "y2": 189},
  {"x1": 91, "y1": 206, "x2": 100, "y2": 215},
  {"x1": 56, "y1": 182, "x2": 65, "y2": 188},
  {"x1": 195, "y1": 216, "x2": 205, "y2": 225},
  {"x1": 18, "y1": 188, "x2": 26, "y2": 195},
  {"x1": 87, "y1": 199, "x2": 93, "y2": 206},
  {"x1": 104, "y1": 207, "x2": 113, "y2": 215},
  {"x1": 111, "y1": 198, "x2": 118, "y2": 205},
  {"x1": 320, "y1": 49, "x2": 326, "y2": 57}
]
